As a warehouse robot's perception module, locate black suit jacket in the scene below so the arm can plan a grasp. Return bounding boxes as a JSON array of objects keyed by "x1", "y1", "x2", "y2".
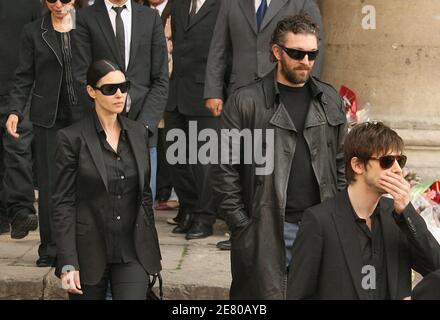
[
  {"x1": 287, "y1": 190, "x2": 440, "y2": 300},
  {"x1": 0, "y1": 0, "x2": 41, "y2": 97},
  {"x1": 166, "y1": 0, "x2": 220, "y2": 116},
  {"x1": 73, "y1": 0, "x2": 169, "y2": 146},
  {"x1": 53, "y1": 114, "x2": 161, "y2": 285},
  {"x1": 7, "y1": 13, "x2": 87, "y2": 127}
]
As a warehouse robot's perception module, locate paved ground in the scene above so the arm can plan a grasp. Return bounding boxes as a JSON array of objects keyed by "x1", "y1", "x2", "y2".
[{"x1": 0, "y1": 210, "x2": 231, "y2": 300}]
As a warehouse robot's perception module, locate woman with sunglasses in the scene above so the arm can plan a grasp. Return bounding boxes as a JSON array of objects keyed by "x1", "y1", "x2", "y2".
[
  {"x1": 53, "y1": 60, "x2": 162, "y2": 300},
  {"x1": 5, "y1": 0, "x2": 87, "y2": 268}
]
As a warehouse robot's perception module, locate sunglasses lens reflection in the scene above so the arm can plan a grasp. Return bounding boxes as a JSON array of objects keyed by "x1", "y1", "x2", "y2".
[
  {"x1": 282, "y1": 46, "x2": 319, "y2": 61},
  {"x1": 379, "y1": 155, "x2": 407, "y2": 169},
  {"x1": 99, "y1": 82, "x2": 130, "y2": 95}
]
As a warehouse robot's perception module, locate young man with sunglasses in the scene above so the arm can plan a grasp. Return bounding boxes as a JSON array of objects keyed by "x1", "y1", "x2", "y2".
[
  {"x1": 211, "y1": 15, "x2": 347, "y2": 299},
  {"x1": 287, "y1": 122, "x2": 440, "y2": 300}
]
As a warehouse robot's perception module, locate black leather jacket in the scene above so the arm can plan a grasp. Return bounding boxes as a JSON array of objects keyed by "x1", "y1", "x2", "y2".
[{"x1": 212, "y1": 69, "x2": 347, "y2": 299}]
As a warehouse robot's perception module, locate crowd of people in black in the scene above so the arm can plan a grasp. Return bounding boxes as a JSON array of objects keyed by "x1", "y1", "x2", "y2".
[{"x1": 1, "y1": 0, "x2": 439, "y2": 300}]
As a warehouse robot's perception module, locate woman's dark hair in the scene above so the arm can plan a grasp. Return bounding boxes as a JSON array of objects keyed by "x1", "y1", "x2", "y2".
[{"x1": 86, "y1": 60, "x2": 122, "y2": 87}]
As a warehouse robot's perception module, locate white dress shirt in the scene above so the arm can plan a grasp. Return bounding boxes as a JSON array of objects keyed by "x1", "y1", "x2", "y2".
[
  {"x1": 255, "y1": 0, "x2": 272, "y2": 12},
  {"x1": 104, "y1": 0, "x2": 132, "y2": 70},
  {"x1": 150, "y1": 0, "x2": 168, "y2": 17},
  {"x1": 190, "y1": 0, "x2": 207, "y2": 15}
]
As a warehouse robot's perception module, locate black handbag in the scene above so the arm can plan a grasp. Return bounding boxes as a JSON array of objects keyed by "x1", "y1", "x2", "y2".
[{"x1": 147, "y1": 273, "x2": 163, "y2": 300}]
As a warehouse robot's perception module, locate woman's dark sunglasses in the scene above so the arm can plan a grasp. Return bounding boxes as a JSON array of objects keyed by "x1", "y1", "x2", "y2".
[
  {"x1": 93, "y1": 81, "x2": 130, "y2": 96},
  {"x1": 46, "y1": 0, "x2": 72, "y2": 4},
  {"x1": 277, "y1": 45, "x2": 319, "y2": 61},
  {"x1": 369, "y1": 155, "x2": 407, "y2": 169}
]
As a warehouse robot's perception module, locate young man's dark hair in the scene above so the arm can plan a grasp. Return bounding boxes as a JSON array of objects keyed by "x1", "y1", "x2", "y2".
[
  {"x1": 270, "y1": 14, "x2": 320, "y2": 62},
  {"x1": 344, "y1": 122, "x2": 404, "y2": 184}
]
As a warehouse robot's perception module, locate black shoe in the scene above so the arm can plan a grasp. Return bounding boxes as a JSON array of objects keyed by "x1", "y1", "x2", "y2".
[
  {"x1": 185, "y1": 221, "x2": 213, "y2": 240},
  {"x1": 216, "y1": 239, "x2": 231, "y2": 250},
  {"x1": 172, "y1": 212, "x2": 193, "y2": 234},
  {"x1": 11, "y1": 213, "x2": 38, "y2": 239},
  {"x1": 167, "y1": 207, "x2": 185, "y2": 226},
  {"x1": 36, "y1": 255, "x2": 57, "y2": 268},
  {"x1": 0, "y1": 220, "x2": 10, "y2": 235}
]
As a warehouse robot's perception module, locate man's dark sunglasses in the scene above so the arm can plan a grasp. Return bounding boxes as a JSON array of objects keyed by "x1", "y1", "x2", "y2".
[
  {"x1": 277, "y1": 45, "x2": 319, "y2": 61},
  {"x1": 46, "y1": 0, "x2": 72, "y2": 4},
  {"x1": 369, "y1": 155, "x2": 407, "y2": 169},
  {"x1": 93, "y1": 81, "x2": 130, "y2": 96}
]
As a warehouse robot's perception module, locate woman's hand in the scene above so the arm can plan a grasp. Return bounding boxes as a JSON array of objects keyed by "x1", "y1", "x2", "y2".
[
  {"x1": 5, "y1": 114, "x2": 20, "y2": 139},
  {"x1": 61, "y1": 270, "x2": 83, "y2": 295}
]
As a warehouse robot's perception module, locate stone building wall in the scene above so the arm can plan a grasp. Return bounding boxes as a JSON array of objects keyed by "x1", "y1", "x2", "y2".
[{"x1": 318, "y1": 0, "x2": 440, "y2": 179}]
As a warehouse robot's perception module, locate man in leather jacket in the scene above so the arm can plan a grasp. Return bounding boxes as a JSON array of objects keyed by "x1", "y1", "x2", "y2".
[{"x1": 212, "y1": 15, "x2": 347, "y2": 299}]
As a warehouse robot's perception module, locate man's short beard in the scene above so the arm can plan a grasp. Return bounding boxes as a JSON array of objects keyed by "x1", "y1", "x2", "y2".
[{"x1": 280, "y1": 59, "x2": 311, "y2": 85}]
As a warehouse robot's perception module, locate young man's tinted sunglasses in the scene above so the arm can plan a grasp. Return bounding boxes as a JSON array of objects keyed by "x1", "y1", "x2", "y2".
[
  {"x1": 277, "y1": 45, "x2": 319, "y2": 61},
  {"x1": 93, "y1": 81, "x2": 130, "y2": 96},
  {"x1": 369, "y1": 155, "x2": 407, "y2": 169},
  {"x1": 46, "y1": 0, "x2": 72, "y2": 4}
]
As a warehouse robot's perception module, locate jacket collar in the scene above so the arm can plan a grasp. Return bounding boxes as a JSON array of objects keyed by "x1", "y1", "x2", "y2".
[
  {"x1": 238, "y1": 0, "x2": 288, "y2": 34},
  {"x1": 258, "y1": 0, "x2": 288, "y2": 33},
  {"x1": 265, "y1": 68, "x2": 328, "y2": 130},
  {"x1": 332, "y1": 190, "x2": 370, "y2": 300},
  {"x1": 82, "y1": 114, "x2": 109, "y2": 191},
  {"x1": 96, "y1": 0, "x2": 143, "y2": 72},
  {"x1": 129, "y1": 0, "x2": 146, "y2": 71},
  {"x1": 94, "y1": 0, "x2": 127, "y2": 70},
  {"x1": 41, "y1": 13, "x2": 63, "y2": 66},
  {"x1": 83, "y1": 112, "x2": 146, "y2": 203},
  {"x1": 238, "y1": 0, "x2": 257, "y2": 35},
  {"x1": 185, "y1": 0, "x2": 216, "y2": 30}
]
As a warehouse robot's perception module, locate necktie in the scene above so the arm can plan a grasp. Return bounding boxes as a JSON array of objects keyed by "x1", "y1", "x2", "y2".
[
  {"x1": 256, "y1": 0, "x2": 267, "y2": 31},
  {"x1": 189, "y1": 0, "x2": 198, "y2": 19},
  {"x1": 112, "y1": 6, "x2": 126, "y2": 70}
]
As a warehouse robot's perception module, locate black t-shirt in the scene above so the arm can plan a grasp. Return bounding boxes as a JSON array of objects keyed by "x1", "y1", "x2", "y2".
[{"x1": 278, "y1": 82, "x2": 320, "y2": 223}]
